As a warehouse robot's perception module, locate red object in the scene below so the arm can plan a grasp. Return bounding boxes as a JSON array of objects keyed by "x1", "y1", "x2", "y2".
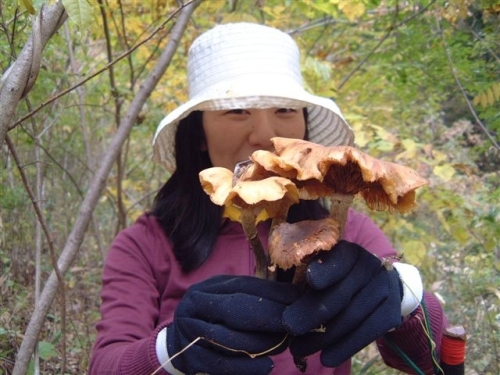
[{"x1": 441, "y1": 325, "x2": 466, "y2": 374}]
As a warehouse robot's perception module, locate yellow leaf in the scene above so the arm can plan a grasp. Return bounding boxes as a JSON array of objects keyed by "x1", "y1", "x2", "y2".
[
  {"x1": 433, "y1": 164, "x2": 455, "y2": 182},
  {"x1": 338, "y1": 0, "x2": 365, "y2": 21},
  {"x1": 307, "y1": 0, "x2": 340, "y2": 16},
  {"x1": 479, "y1": 92, "x2": 488, "y2": 107},
  {"x1": 129, "y1": 208, "x2": 143, "y2": 223},
  {"x1": 484, "y1": 238, "x2": 496, "y2": 252},
  {"x1": 473, "y1": 94, "x2": 480, "y2": 106},
  {"x1": 401, "y1": 240, "x2": 427, "y2": 266},
  {"x1": 492, "y1": 82, "x2": 500, "y2": 100},
  {"x1": 347, "y1": 116, "x2": 371, "y2": 147},
  {"x1": 371, "y1": 124, "x2": 397, "y2": 142},
  {"x1": 20, "y1": 0, "x2": 36, "y2": 14},
  {"x1": 396, "y1": 139, "x2": 419, "y2": 160},
  {"x1": 486, "y1": 87, "x2": 495, "y2": 106},
  {"x1": 450, "y1": 225, "x2": 469, "y2": 245},
  {"x1": 222, "y1": 12, "x2": 260, "y2": 23},
  {"x1": 431, "y1": 150, "x2": 448, "y2": 162}
]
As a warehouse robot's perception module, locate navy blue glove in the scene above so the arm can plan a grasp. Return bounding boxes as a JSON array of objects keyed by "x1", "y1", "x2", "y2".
[
  {"x1": 283, "y1": 241, "x2": 403, "y2": 368},
  {"x1": 167, "y1": 275, "x2": 301, "y2": 375}
]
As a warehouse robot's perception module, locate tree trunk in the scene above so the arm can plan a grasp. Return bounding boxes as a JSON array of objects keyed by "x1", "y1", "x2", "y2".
[{"x1": 11, "y1": 2, "x2": 201, "y2": 374}]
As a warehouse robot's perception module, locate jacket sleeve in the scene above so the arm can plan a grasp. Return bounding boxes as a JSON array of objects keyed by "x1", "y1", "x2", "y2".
[
  {"x1": 88, "y1": 216, "x2": 170, "y2": 375},
  {"x1": 376, "y1": 292, "x2": 448, "y2": 374}
]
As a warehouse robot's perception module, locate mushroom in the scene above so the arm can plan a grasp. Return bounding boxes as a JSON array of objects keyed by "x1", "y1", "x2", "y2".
[
  {"x1": 199, "y1": 167, "x2": 299, "y2": 279},
  {"x1": 268, "y1": 218, "x2": 340, "y2": 285},
  {"x1": 241, "y1": 152, "x2": 333, "y2": 200},
  {"x1": 251, "y1": 137, "x2": 429, "y2": 234}
]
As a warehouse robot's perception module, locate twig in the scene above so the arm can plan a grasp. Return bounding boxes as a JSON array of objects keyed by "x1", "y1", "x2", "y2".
[
  {"x1": 0, "y1": 2, "x2": 67, "y2": 148},
  {"x1": 11, "y1": 2, "x2": 201, "y2": 374},
  {"x1": 337, "y1": 0, "x2": 437, "y2": 90},
  {"x1": 5, "y1": 134, "x2": 67, "y2": 373},
  {"x1": 63, "y1": 21, "x2": 106, "y2": 258},
  {"x1": 8, "y1": 1, "x2": 194, "y2": 131},
  {"x1": 151, "y1": 333, "x2": 289, "y2": 375},
  {"x1": 436, "y1": 16, "x2": 500, "y2": 152}
]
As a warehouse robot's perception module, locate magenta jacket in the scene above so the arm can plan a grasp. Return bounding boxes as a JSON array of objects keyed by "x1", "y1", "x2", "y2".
[{"x1": 89, "y1": 209, "x2": 447, "y2": 375}]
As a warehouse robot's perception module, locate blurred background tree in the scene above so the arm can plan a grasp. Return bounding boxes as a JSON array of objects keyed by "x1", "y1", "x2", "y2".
[{"x1": 1, "y1": 0, "x2": 498, "y2": 374}]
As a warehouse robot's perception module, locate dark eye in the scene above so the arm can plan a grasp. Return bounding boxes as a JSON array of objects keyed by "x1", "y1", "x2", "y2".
[
  {"x1": 226, "y1": 109, "x2": 248, "y2": 115},
  {"x1": 276, "y1": 108, "x2": 297, "y2": 114}
]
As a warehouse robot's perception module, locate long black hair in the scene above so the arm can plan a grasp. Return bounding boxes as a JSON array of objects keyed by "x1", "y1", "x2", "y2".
[{"x1": 150, "y1": 110, "x2": 328, "y2": 273}]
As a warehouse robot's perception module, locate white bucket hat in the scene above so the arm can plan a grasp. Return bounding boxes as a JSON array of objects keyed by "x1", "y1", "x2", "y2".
[{"x1": 153, "y1": 22, "x2": 354, "y2": 172}]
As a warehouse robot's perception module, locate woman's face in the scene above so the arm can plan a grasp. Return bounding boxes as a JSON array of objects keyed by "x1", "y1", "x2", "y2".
[{"x1": 202, "y1": 108, "x2": 306, "y2": 171}]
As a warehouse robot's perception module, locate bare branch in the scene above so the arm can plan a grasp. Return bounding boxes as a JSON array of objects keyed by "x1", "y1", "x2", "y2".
[
  {"x1": 0, "y1": 2, "x2": 67, "y2": 152},
  {"x1": 5, "y1": 135, "x2": 67, "y2": 373},
  {"x1": 7, "y1": 0, "x2": 192, "y2": 132},
  {"x1": 436, "y1": 16, "x2": 500, "y2": 151},
  {"x1": 337, "y1": 0, "x2": 436, "y2": 90},
  {"x1": 11, "y1": 2, "x2": 201, "y2": 374}
]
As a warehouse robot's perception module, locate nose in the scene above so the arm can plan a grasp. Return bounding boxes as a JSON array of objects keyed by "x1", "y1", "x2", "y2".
[{"x1": 247, "y1": 111, "x2": 276, "y2": 150}]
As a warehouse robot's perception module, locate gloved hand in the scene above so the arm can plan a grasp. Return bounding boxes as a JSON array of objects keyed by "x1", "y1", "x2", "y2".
[
  {"x1": 282, "y1": 240, "x2": 404, "y2": 368},
  {"x1": 166, "y1": 275, "x2": 301, "y2": 375}
]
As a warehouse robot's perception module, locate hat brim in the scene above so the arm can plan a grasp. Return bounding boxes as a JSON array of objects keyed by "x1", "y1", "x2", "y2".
[{"x1": 153, "y1": 81, "x2": 354, "y2": 172}]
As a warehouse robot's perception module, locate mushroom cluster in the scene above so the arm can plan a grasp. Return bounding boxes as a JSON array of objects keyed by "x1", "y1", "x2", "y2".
[{"x1": 199, "y1": 137, "x2": 428, "y2": 283}]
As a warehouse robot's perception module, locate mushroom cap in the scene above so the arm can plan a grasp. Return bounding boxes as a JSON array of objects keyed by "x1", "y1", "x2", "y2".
[
  {"x1": 247, "y1": 151, "x2": 333, "y2": 200},
  {"x1": 199, "y1": 167, "x2": 300, "y2": 223},
  {"x1": 199, "y1": 167, "x2": 234, "y2": 206},
  {"x1": 269, "y1": 218, "x2": 340, "y2": 270},
  {"x1": 251, "y1": 137, "x2": 428, "y2": 213}
]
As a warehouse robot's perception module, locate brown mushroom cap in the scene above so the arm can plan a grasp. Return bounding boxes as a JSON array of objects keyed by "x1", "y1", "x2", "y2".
[
  {"x1": 268, "y1": 218, "x2": 340, "y2": 270},
  {"x1": 251, "y1": 137, "x2": 428, "y2": 213},
  {"x1": 247, "y1": 150, "x2": 333, "y2": 200}
]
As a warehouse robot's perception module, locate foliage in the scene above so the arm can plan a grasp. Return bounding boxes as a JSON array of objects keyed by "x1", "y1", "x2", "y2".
[{"x1": 1, "y1": 0, "x2": 499, "y2": 374}]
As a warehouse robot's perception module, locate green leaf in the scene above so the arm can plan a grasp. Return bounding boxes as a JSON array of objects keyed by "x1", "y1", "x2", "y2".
[
  {"x1": 38, "y1": 341, "x2": 58, "y2": 360},
  {"x1": 62, "y1": 0, "x2": 95, "y2": 28}
]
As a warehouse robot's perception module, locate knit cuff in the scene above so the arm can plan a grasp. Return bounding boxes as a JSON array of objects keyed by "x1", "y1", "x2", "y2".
[
  {"x1": 393, "y1": 262, "x2": 423, "y2": 317},
  {"x1": 155, "y1": 326, "x2": 185, "y2": 375}
]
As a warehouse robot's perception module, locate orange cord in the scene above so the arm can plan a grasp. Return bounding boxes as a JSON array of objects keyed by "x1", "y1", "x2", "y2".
[{"x1": 441, "y1": 334, "x2": 466, "y2": 366}]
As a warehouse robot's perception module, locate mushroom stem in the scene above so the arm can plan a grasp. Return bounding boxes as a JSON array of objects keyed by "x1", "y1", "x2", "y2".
[
  {"x1": 240, "y1": 209, "x2": 269, "y2": 279},
  {"x1": 292, "y1": 264, "x2": 307, "y2": 286},
  {"x1": 270, "y1": 202, "x2": 291, "y2": 232},
  {"x1": 329, "y1": 193, "x2": 354, "y2": 235}
]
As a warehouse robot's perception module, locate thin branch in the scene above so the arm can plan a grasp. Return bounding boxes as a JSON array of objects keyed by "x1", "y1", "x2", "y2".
[
  {"x1": 0, "y1": 2, "x2": 67, "y2": 149},
  {"x1": 5, "y1": 134, "x2": 67, "y2": 373},
  {"x1": 12, "y1": 2, "x2": 201, "y2": 374},
  {"x1": 337, "y1": 0, "x2": 437, "y2": 90},
  {"x1": 63, "y1": 22, "x2": 106, "y2": 257},
  {"x1": 436, "y1": 16, "x2": 500, "y2": 151},
  {"x1": 8, "y1": 1, "x2": 189, "y2": 131}
]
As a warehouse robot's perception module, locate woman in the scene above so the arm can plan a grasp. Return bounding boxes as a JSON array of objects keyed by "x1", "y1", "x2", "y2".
[{"x1": 89, "y1": 23, "x2": 447, "y2": 375}]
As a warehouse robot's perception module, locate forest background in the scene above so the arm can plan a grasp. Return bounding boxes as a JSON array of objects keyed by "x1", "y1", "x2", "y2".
[{"x1": 0, "y1": 0, "x2": 499, "y2": 374}]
